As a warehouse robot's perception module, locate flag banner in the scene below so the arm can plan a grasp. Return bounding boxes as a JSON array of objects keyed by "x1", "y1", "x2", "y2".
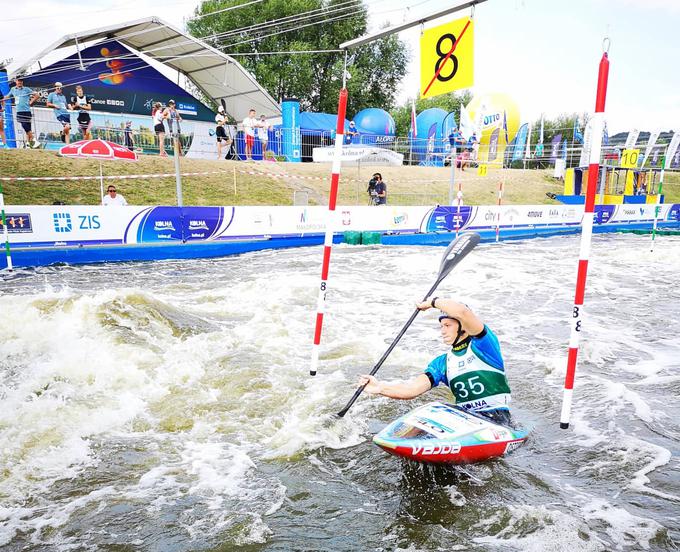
[
  {"x1": 411, "y1": 100, "x2": 418, "y2": 138},
  {"x1": 561, "y1": 139, "x2": 568, "y2": 160},
  {"x1": 624, "y1": 129, "x2": 640, "y2": 149},
  {"x1": 525, "y1": 121, "x2": 532, "y2": 159},
  {"x1": 573, "y1": 119, "x2": 584, "y2": 143},
  {"x1": 664, "y1": 130, "x2": 680, "y2": 170},
  {"x1": 488, "y1": 128, "x2": 500, "y2": 162},
  {"x1": 539, "y1": 115, "x2": 544, "y2": 144},
  {"x1": 603, "y1": 121, "x2": 609, "y2": 146},
  {"x1": 512, "y1": 123, "x2": 529, "y2": 161},
  {"x1": 550, "y1": 134, "x2": 562, "y2": 160},
  {"x1": 459, "y1": 105, "x2": 476, "y2": 140},
  {"x1": 503, "y1": 111, "x2": 509, "y2": 144},
  {"x1": 579, "y1": 118, "x2": 594, "y2": 167},
  {"x1": 642, "y1": 130, "x2": 660, "y2": 166}
]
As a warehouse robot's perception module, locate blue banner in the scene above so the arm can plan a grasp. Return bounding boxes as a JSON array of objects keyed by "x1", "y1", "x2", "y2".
[
  {"x1": 23, "y1": 40, "x2": 214, "y2": 121},
  {"x1": 512, "y1": 123, "x2": 529, "y2": 161},
  {"x1": 550, "y1": 134, "x2": 562, "y2": 160}
]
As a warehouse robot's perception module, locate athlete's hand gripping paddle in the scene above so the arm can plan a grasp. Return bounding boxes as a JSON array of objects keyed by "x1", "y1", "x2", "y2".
[{"x1": 336, "y1": 232, "x2": 481, "y2": 418}]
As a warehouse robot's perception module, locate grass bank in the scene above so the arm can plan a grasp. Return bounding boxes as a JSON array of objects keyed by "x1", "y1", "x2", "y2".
[{"x1": 1, "y1": 149, "x2": 677, "y2": 206}]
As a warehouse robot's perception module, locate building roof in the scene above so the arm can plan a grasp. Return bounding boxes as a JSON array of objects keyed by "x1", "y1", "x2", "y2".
[{"x1": 11, "y1": 16, "x2": 280, "y2": 121}]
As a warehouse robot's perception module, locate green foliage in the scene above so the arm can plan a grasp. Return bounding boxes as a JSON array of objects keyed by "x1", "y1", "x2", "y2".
[
  {"x1": 530, "y1": 112, "x2": 587, "y2": 146},
  {"x1": 187, "y1": 0, "x2": 408, "y2": 114},
  {"x1": 390, "y1": 90, "x2": 473, "y2": 136}
]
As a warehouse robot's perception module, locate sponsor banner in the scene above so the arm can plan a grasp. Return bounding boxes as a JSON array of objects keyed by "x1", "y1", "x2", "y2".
[
  {"x1": 4, "y1": 205, "x2": 427, "y2": 246},
  {"x1": 5, "y1": 204, "x2": 678, "y2": 249},
  {"x1": 425, "y1": 206, "x2": 474, "y2": 232},
  {"x1": 613, "y1": 204, "x2": 661, "y2": 222},
  {"x1": 23, "y1": 40, "x2": 214, "y2": 121},
  {"x1": 311, "y1": 145, "x2": 404, "y2": 166}
]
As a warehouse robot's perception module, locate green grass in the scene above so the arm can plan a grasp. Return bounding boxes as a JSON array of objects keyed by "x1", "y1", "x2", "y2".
[{"x1": 1, "y1": 149, "x2": 678, "y2": 206}]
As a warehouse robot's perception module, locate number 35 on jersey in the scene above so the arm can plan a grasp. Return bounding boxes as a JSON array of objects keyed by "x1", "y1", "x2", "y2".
[{"x1": 420, "y1": 16, "x2": 474, "y2": 99}]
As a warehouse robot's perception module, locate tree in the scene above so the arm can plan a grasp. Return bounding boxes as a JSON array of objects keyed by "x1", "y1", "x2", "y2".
[
  {"x1": 390, "y1": 91, "x2": 473, "y2": 136},
  {"x1": 187, "y1": 0, "x2": 408, "y2": 113}
]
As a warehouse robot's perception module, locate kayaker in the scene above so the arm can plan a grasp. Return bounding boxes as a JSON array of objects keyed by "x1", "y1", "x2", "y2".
[{"x1": 359, "y1": 298, "x2": 513, "y2": 425}]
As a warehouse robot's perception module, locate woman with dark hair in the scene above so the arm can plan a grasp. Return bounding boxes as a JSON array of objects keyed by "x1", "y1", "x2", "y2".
[{"x1": 152, "y1": 102, "x2": 168, "y2": 157}]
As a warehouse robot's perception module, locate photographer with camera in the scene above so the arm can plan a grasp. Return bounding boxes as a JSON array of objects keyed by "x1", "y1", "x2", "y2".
[{"x1": 367, "y1": 173, "x2": 387, "y2": 205}]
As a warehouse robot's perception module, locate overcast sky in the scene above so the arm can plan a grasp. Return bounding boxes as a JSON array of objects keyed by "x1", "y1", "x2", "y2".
[{"x1": 2, "y1": 0, "x2": 678, "y2": 133}]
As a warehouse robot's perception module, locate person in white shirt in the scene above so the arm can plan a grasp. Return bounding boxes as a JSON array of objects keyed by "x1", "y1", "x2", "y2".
[
  {"x1": 257, "y1": 114, "x2": 270, "y2": 160},
  {"x1": 103, "y1": 186, "x2": 128, "y2": 206},
  {"x1": 242, "y1": 108, "x2": 258, "y2": 161}
]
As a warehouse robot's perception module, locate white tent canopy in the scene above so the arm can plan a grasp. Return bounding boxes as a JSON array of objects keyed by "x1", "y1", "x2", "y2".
[{"x1": 11, "y1": 16, "x2": 280, "y2": 122}]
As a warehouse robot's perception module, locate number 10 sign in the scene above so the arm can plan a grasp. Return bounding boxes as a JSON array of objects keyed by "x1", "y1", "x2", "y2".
[{"x1": 420, "y1": 17, "x2": 474, "y2": 99}]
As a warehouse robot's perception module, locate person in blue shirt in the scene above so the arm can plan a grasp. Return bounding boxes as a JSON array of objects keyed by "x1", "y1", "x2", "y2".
[
  {"x1": 359, "y1": 297, "x2": 513, "y2": 426},
  {"x1": 46, "y1": 82, "x2": 71, "y2": 144},
  {"x1": 6, "y1": 75, "x2": 40, "y2": 148},
  {"x1": 345, "y1": 121, "x2": 359, "y2": 144}
]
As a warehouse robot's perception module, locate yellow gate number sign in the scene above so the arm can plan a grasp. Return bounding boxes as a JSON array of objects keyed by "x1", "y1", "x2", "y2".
[
  {"x1": 620, "y1": 148, "x2": 640, "y2": 169},
  {"x1": 477, "y1": 164, "x2": 487, "y2": 176},
  {"x1": 420, "y1": 16, "x2": 474, "y2": 99}
]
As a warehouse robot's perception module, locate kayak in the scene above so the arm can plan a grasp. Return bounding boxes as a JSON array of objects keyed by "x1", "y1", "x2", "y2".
[{"x1": 373, "y1": 401, "x2": 529, "y2": 464}]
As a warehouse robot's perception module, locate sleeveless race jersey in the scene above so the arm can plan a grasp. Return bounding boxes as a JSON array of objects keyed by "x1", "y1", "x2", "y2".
[{"x1": 424, "y1": 325, "x2": 511, "y2": 413}]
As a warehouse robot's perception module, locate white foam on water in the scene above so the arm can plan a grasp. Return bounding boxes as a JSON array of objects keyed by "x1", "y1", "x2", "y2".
[
  {"x1": 580, "y1": 498, "x2": 665, "y2": 550},
  {"x1": 473, "y1": 504, "x2": 606, "y2": 552},
  {"x1": 2, "y1": 235, "x2": 680, "y2": 549}
]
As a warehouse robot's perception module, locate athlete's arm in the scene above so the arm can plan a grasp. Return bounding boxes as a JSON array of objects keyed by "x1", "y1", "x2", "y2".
[
  {"x1": 358, "y1": 373, "x2": 431, "y2": 400},
  {"x1": 417, "y1": 298, "x2": 484, "y2": 336}
]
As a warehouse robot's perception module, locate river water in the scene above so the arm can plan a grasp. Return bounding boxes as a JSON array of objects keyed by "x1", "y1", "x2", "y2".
[{"x1": 1, "y1": 233, "x2": 679, "y2": 551}]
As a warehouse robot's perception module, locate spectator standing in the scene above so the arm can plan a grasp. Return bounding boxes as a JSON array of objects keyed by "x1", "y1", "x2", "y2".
[
  {"x1": 374, "y1": 172, "x2": 387, "y2": 205},
  {"x1": 468, "y1": 132, "x2": 480, "y2": 163},
  {"x1": 69, "y1": 85, "x2": 93, "y2": 140},
  {"x1": 257, "y1": 114, "x2": 270, "y2": 160},
  {"x1": 215, "y1": 105, "x2": 230, "y2": 159},
  {"x1": 103, "y1": 185, "x2": 128, "y2": 206},
  {"x1": 0, "y1": 91, "x2": 8, "y2": 148},
  {"x1": 165, "y1": 99, "x2": 182, "y2": 136},
  {"x1": 6, "y1": 76, "x2": 40, "y2": 148},
  {"x1": 46, "y1": 82, "x2": 72, "y2": 144},
  {"x1": 124, "y1": 121, "x2": 134, "y2": 151},
  {"x1": 152, "y1": 102, "x2": 168, "y2": 157},
  {"x1": 165, "y1": 99, "x2": 183, "y2": 155},
  {"x1": 242, "y1": 108, "x2": 258, "y2": 161}
]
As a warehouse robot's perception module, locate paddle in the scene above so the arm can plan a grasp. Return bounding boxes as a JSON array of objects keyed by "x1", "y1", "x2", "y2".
[{"x1": 336, "y1": 232, "x2": 481, "y2": 418}]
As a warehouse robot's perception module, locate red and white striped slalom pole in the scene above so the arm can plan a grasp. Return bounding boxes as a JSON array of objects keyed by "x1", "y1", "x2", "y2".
[
  {"x1": 560, "y1": 47, "x2": 610, "y2": 429},
  {"x1": 310, "y1": 87, "x2": 348, "y2": 376}
]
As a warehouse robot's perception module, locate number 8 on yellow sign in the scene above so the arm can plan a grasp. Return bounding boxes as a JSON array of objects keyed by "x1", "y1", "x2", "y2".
[{"x1": 420, "y1": 16, "x2": 474, "y2": 99}]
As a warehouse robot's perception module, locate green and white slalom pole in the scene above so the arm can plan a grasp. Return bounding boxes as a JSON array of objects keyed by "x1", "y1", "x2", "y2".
[
  {"x1": 0, "y1": 181, "x2": 13, "y2": 271},
  {"x1": 651, "y1": 132, "x2": 680, "y2": 252}
]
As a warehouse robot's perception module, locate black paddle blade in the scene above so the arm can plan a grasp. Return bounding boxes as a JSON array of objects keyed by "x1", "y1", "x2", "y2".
[{"x1": 438, "y1": 232, "x2": 481, "y2": 281}]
